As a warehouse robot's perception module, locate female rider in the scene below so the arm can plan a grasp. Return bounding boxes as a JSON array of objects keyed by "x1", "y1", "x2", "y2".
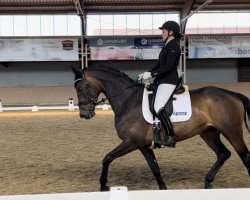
[{"x1": 140, "y1": 21, "x2": 182, "y2": 148}]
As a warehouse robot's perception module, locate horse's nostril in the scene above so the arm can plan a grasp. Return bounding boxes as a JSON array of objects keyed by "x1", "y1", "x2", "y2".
[
  {"x1": 85, "y1": 115, "x2": 91, "y2": 119},
  {"x1": 80, "y1": 115, "x2": 84, "y2": 119}
]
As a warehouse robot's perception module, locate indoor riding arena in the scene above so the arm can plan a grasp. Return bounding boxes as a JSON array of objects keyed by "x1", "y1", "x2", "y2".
[{"x1": 0, "y1": 0, "x2": 250, "y2": 199}]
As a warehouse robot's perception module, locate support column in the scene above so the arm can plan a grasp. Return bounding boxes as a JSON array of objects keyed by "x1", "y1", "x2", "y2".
[
  {"x1": 179, "y1": 0, "x2": 195, "y2": 83},
  {"x1": 73, "y1": 0, "x2": 87, "y2": 69},
  {"x1": 181, "y1": 0, "x2": 195, "y2": 34},
  {"x1": 180, "y1": 0, "x2": 213, "y2": 83}
]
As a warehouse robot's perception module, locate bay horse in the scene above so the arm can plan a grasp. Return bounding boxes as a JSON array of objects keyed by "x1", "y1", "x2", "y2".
[{"x1": 71, "y1": 65, "x2": 250, "y2": 191}]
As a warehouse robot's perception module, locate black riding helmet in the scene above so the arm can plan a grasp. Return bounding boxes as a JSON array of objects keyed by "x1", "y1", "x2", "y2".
[{"x1": 159, "y1": 21, "x2": 181, "y2": 40}]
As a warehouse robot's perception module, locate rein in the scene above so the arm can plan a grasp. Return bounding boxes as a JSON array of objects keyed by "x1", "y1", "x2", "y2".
[{"x1": 95, "y1": 82, "x2": 137, "y2": 105}]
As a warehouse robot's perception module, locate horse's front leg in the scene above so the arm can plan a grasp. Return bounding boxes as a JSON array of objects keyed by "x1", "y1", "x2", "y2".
[
  {"x1": 100, "y1": 140, "x2": 137, "y2": 191},
  {"x1": 140, "y1": 147, "x2": 167, "y2": 190}
]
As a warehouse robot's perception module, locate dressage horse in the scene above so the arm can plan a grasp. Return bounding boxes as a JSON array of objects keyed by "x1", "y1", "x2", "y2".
[{"x1": 71, "y1": 65, "x2": 250, "y2": 191}]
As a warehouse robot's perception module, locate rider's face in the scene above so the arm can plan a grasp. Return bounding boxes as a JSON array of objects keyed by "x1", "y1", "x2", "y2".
[
  {"x1": 161, "y1": 29, "x2": 174, "y2": 42},
  {"x1": 161, "y1": 29, "x2": 169, "y2": 42}
]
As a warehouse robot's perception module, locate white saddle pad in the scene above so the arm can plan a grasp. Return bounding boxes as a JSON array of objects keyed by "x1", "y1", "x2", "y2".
[{"x1": 142, "y1": 85, "x2": 192, "y2": 124}]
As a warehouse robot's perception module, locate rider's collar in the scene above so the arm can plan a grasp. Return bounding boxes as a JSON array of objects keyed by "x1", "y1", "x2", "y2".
[{"x1": 165, "y1": 38, "x2": 174, "y2": 46}]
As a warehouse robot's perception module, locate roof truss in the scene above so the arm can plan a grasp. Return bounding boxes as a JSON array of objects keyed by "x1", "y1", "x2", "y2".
[{"x1": 0, "y1": 0, "x2": 249, "y2": 14}]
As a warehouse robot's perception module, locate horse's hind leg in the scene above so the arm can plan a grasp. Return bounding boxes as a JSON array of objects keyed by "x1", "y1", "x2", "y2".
[
  {"x1": 242, "y1": 152, "x2": 250, "y2": 176},
  {"x1": 100, "y1": 140, "x2": 137, "y2": 191},
  {"x1": 225, "y1": 129, "x2": 250, "y2": 176},
  {"x1": 140, "y1": 147, "x2": 167, "y2": 190},
  {"x1": 200, "y1": 128, "x2": 231, "y2": 189}
]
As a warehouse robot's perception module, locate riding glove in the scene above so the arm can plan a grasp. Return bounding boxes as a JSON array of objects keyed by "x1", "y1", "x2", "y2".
[
  {"x1": 138, "y1": 72, "x2": 154, "y2": 87},
  {"x1": 142, "y1": 72, "x2": 152, "y2": 80},
  {"x1": 137, "y1": 73, "x2": 144, "y2": 82}
]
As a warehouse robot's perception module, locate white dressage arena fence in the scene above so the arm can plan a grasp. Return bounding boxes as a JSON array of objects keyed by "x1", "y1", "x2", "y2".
[
  {"x1": 0, "y1": 100, "x2": 3, "y2": 112},
  {"x1": 0, "y1": 187, "x2": 249, "y2": 200},
  {"x1": 0, "y1": 99, "x2": 111, "y2": 112}
]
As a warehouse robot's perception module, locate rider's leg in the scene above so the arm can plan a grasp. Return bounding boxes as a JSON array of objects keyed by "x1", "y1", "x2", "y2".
[
  {"x1": 154, "y1": 84, "x2": 176, "y2": 148},
  {"x1": 157, "y1": 108, "x2": 176, "y2": 147}
]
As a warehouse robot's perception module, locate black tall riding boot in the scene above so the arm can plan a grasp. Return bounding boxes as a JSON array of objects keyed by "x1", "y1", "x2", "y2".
[{"x1": 157, "y1": 108, "x2": 176, "y2": 148}]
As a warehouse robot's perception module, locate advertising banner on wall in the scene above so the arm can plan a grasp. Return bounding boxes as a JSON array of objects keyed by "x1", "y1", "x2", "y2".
[
  {"x1": 0, "y1": 38, "x2": 79, "y2": 61},
  {"x1": 89, "y1": 38, "x2": 135, "y2": 60},
  {"x1": 188, "y1": 35, "x2": 250, "y2": 58},
  {"x1": 134, "y1": 37, "x2": 164, "y2": 60},
  {"x1": 88, "y1": 37, "x2": 164, "y2": 60}
]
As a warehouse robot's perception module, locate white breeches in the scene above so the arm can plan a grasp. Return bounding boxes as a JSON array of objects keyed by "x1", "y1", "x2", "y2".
[{"x1": 154, "y1": 84, "x2": 176, "y2": 114}]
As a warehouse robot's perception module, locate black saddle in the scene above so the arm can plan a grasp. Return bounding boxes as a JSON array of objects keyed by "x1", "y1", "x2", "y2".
[{"x1": 148, "y1": 77, "x2": 185, "y2": 117}]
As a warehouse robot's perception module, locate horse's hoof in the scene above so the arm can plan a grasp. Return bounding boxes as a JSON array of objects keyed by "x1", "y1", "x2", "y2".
[
  {"x1": 159, "y1": 186, "x2": 167, "y2": 190},
  {"x1": 101, "y1": 185, "x2": 110, "y2": 191},
  {"x1": 205, "y1": 183, "x2": 213, "y2": 189}
]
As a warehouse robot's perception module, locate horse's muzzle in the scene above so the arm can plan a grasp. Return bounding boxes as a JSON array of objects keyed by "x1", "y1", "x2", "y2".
[
  {"x1": 80, "y1": 114, "x2": 91, "y2": 119},
  {"x1": 80, "y1": 112, "x2": 95, "y2": 120}
]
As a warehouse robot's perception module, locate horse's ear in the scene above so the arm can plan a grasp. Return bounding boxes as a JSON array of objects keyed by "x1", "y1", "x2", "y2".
[{"x1": 71, "y1": 65, "x2": 83, "y2": 80}]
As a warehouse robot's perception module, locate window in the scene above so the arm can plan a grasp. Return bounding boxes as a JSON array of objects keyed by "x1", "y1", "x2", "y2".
[
  {"x1": 87, "y1": 12, "x2": 179, "y2": 36},
  {"x1": 211, "y1": 13, "x2": 224, "y2": 34},
  {"x1": 152, "y1": 14, "x2": 166, "y2": 35},
  {"x1": 27, "y1": 15, "x2": 41, "y2": 36},
  {"x1": 114, "y1": 15, "x2": 126, "y2": 35},
  {"x1": 186, "y1": 11, "x2": 250, "y2": 34},
  {"x1": 186, "y1": 14, "x2": 198, "y2": 34},
  {"x1": 224, "y1": 13, "x2": 237, "y2": 33},
  {"x1": 237, "y1": 13, "x2": 250, "y2": 28},
  {"x1": 127, "y1": 14, "x2": 139, "y2": 35},
  {"x1": 68, "y1": 15, "x2": 81, "y2": 35},
  {"x1": 0, "y1": 14, "x2": 81, "y2": 36},
  {"x1": 100, "y1": 15, "x2": 113, "y2": 35},
  {"x1": 0, "y1": 15, "x2": 14, "y2": 36},
  {"x1": 14, "y1": 15, "x2": 27, "y2": 36},
  {"x1": 140, "y1": 14, "x2": 153, "y2": 35},
  {"x1": 87, "y1": 15, "x2": 101, "y2": 35},
  {"x1": 41, "y1": 15, "x2": 54, "y2": 36},
  {"x1": 54, "y1": 15, "x2": 68, "y2": 36}
]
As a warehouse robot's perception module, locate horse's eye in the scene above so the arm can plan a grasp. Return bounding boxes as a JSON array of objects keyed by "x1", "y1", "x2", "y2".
[{"x1": 78, "y1": 87, "x2": 82, "y2": 91}]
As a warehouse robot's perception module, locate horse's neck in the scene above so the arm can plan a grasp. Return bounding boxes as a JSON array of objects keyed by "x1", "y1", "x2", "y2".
[
  {"x1": 101, "y1": 78, "x2": 134, "y2": 112},
  {"x1": 96, "y1": 73, "x2": 140, "y2": 115}
]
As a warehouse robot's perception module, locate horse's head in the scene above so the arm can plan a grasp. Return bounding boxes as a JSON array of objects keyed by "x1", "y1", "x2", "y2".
[{"x1": 71, "y1": 66, "x2": 101, "y2": 120}]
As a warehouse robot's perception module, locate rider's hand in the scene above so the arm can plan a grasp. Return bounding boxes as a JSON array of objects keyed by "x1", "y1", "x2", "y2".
[
  {"x1": 137, "y1": 73, "x2": 144, "y2": 82},
  {"x1": 142, "y1": 72, "x2": 152, "y2": 80},
  {"x1": 142, "y1": 76, "x2": 154, "y2": 88}
]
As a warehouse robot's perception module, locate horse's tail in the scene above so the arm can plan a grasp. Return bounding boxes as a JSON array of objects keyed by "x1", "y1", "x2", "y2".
[{"x1": 234, "y1": 93, "x2": 250, "y2": 133}]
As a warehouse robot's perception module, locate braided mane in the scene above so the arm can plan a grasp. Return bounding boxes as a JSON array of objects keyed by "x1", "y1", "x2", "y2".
[{"x1": 86, "y1": 65, "x2": 135, "y2": 83}]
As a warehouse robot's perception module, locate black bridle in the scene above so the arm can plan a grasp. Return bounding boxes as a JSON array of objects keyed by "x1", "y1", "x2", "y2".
[
  {"x1": 74, "y1": 76, "x2": 99, "y2": 111},
  {"x1": 74, "y1": 71, "x2": 137, "y2": 110}
]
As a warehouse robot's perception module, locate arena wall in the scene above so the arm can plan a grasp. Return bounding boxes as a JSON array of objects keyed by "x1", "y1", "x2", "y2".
[
  {"x1": 92, "y1": 59, "x2": 239, "y2": 83},
  {"x1": 0, "y1": 61, "x2": 80, "y2": 87},
  {"x1": 0, "y1": 58, "x2": 243, "y2": 88},
  {"x1": 186, "y1": 59, "x2": 238, "y2": 83}
]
